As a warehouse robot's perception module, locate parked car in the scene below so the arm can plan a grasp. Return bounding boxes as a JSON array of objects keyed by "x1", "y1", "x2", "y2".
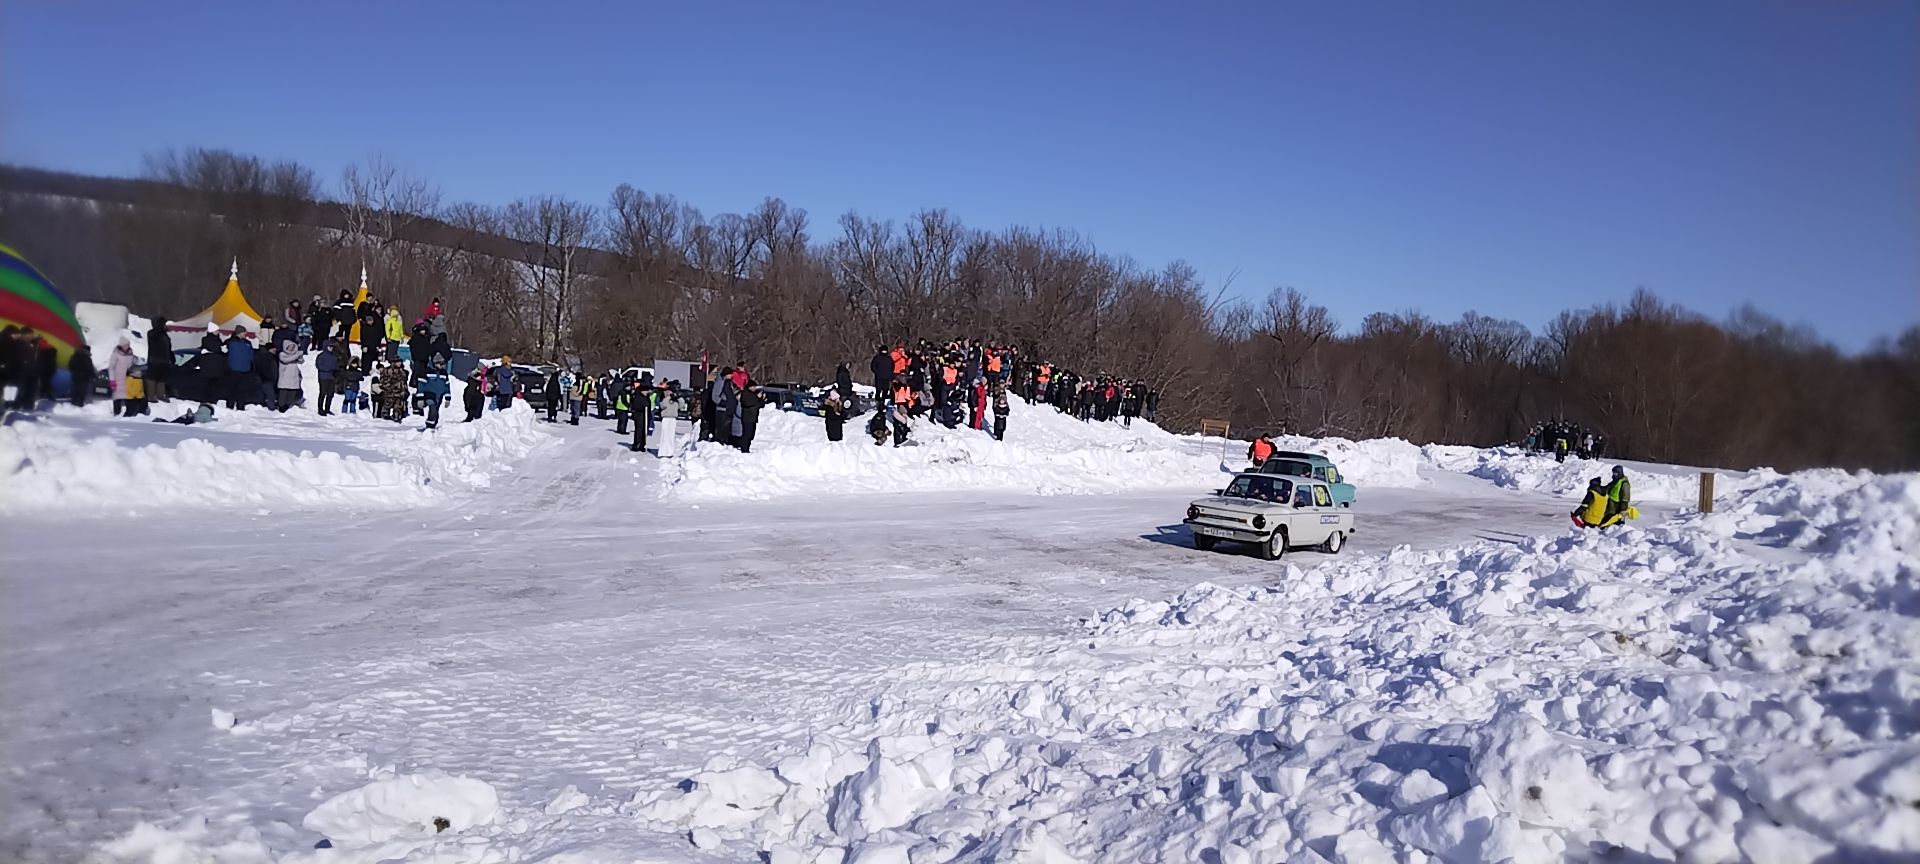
[
  {"x1": 513, "y1": 365, "x2": 557, "y2": 410},
  {"x1": 1183, "y1": 473, "x2": 1354, "y2": 560},
  {"x1": 757, "y1": 383, "x2": 876, "y2": 418},
  {"x1": 1259, "y1": 451, "x2": 1356, "y2": 506}
]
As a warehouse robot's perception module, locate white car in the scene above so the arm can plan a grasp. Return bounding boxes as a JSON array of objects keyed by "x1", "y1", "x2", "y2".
[{"x1": 1184, "y1": 473, "x2": 1355, "y2": 559}]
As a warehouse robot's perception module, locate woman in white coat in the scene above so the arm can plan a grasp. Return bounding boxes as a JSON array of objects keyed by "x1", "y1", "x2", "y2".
[
  {"x1": 275, "y1": 339, "x2": 305, "y2": 412},
  {"x1": 107, "y1": 337, "x2": 137, "y2": 416}
]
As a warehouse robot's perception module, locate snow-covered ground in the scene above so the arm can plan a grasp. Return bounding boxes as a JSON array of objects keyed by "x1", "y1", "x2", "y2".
[{"x1": 2, "y1": 396, "x2": 1914, "y2": 863}]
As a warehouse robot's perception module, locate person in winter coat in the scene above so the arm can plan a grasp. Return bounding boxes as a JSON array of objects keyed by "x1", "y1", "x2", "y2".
[
  {"x1": 991, "y1": 384, "x2": 1010, "y2": 441},
  {"x1": 462, "y1": 370, "x2": 485, "y2": 422},
  {"x1": 629, "y1": 378, "x2": 652, "y2": 453},
  {"x1": 654, "y1": 381, "x2": 681, "y2": 455},
  {"x1": 1573, "y1": 478, "x2": 1609, "y2": 528},
  {"x1": 340, "y1": 357, "x2": 365, "y2": 415},
  {"x1": 836, "y1": 363, "x2": 854, "y2": 404},
  {"x1": 383, "y1": 307, "x2": 406, "y2": 352},
  {"x1": 356, "y1": 300, "x2": 381, "y2": 353},
  {"x1": 275, "y1": 339, "x2": 304, "y2": 412},
  {"x1": 315, "y1": 340, "x2": 340, "y2": 415},
  {"x1": 307, "y1": 295, "x2": 330, "y2": 343},
  {"x1": 417, "y1": 354, "x2": 450, "y2": 429},
  {"x1": 614, "y1": 376, "x2": 634, "y2": 435},
  {"x1": 869, "y1": 345, "x2": 893, "y2": 405},
  {"x1": 223, "y1": 330, "x2": 255, "y2": 410},
  {"x1": 735, "y1": 379, "x2": 763, "y2": 453},
  {"x1": 707, "y1": 368, "x2": 733, "y2": 445},
  {"x1": 1249, "y1": 434, "x2": 1276, "y2": 468},
  {"x1": 254, "y1": 331, "x2": 279, "y2": 407},
  {"x1": 124, "y1": 368, "x2": 149, "y2": 416},
  {"x1": 197, "y1": 326, "x2": 225, "y2": 404},
  {"x1": 490, "y1": 358, "x2": 517, "y2": 411},
  {"x1": 407, "y1": 324, "x2": 430, "y2": 373},
  {"x1": 67, "y1": 346, "x2": 94, "y2": 407},
  {"x1": 331, "y1": 290, "x2": 354, "y2": 341},
  {"x1": 823, "y1": 386, "x2": 846, "y2": 442},
  {"x1": 1604, "y1": 466, "x2": 1633, "y2": 522},
  {"x1": 108, "y1": 337, "x2": 137, "y2": 416},
  {"x1": 144, "y1": 318, "x2": 173, "y2": 403},
  {"x1": 377, "y1": 360, "x2": 410, "y2": 422},
  {"x1": 567, "y1": 372, "x2": 587, "y2": 425},
  {"x1": 543, "y1": 371, "x2": 563, "y2": 423}
]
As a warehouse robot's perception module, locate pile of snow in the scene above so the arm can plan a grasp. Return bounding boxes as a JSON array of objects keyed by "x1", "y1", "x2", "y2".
[
  {"x1": 660, "y1": 399, "x2": 1232, "y2": 500},
  {"x1": 661, "y1": 400, "x2": 1427, "y2": 501},
  {"x1": 0, "y1": 403, "x2": 548, "y2": 513},
  {"x1": 1424, "y1": 443, "x2": 1767, "y2": 504},
  {"x1": 93, "y1": 771, "x2": 514, "y2": 864},
  {"x1": 635, "y1": 469, "x2": 1920, "y2": 862}
]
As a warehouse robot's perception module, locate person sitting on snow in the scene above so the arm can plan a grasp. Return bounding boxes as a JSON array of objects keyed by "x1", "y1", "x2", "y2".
[{"x1": 1573, "y1": 478, "x2": 1608, "y2": 527}]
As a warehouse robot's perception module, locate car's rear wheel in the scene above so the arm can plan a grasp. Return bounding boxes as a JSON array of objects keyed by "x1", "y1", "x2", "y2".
[
  {"x1": 1193, "y1": 533, "x2": 1218, "y2": 551},
  {"x1": 1320, "y1": 531, "x2": 1344, "y2": 554},
  {"x1": 1261, "y1": 528, "x2": 1287, "y2": 561}
]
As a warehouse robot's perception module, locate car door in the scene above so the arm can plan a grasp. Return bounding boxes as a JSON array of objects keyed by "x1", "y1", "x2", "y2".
[
  {"x1": 1311, "y1": 483, "x2": 1349, "y2": 537},
  {"x1": 1288, "y1": 483, "x2": 1327, "y2": 546}
]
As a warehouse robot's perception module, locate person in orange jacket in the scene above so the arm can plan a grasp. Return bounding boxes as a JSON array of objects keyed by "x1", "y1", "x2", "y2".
[{"x1": 1248, "y1": 434, "x2": 1276, "y2": 468}]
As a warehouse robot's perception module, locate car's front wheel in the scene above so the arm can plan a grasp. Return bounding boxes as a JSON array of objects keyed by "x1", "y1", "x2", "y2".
[
  {"x1": 1320, "y1": 531, "x2": 1344, "y2": 554},
  {"x1": 1262, "y1": 528, "x2": 1288, "y2": 561},
  {"x1": 1193, "y1": 533, "x2": 1218, "y2": 552}
]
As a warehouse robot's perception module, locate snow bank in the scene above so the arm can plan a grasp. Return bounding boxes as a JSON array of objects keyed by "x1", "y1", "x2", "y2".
[
  {"x1": 662, "y1": 400, "x2": 1427, "y2": 501},
  {"x1": 0, "y1": 404, "x2": 547, "y2": 513},
  {"x1": 1423, "y1": 443, "x2": 1766, "y2": 504},
  {"x1": 635, "y1": 469, "x2": 1920, "y2": 862},
  {"x1": 661, "y1": 398, "x2": 1233, "y2": 500}
]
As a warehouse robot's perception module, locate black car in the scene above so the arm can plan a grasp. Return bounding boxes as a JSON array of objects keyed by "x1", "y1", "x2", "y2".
[{"x1": 513, "y1": 367, "x2": 555, "y2": 410}]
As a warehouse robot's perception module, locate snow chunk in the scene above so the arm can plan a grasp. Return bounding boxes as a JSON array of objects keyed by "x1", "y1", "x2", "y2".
[{"x1": 302, "y1": 771, "x2": 500, "y2": 845}]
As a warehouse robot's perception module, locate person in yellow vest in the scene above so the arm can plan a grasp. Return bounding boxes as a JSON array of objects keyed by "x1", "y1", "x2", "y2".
[{"x1": 1573, "y1": 478, "x2": 1609, "y2": 527}]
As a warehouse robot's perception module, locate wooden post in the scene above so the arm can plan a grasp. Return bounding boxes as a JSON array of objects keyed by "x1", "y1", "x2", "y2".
[{"x1": 1699, "y1": 471, "x2": 1715, "y2": 513}]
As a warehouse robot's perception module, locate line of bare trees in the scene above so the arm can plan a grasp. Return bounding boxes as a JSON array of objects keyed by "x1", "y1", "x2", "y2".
[{"x1": 2, "y1": 149, "x2": 1914, "y2": 472}]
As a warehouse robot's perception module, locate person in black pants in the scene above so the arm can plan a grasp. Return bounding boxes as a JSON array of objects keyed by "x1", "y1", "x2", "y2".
[
  {"x1": 736, "y1": 380, "x2": 762, "y2": 453},
  {"x1": 823, "y1": 388, "x2": 845, "y2": 442},
  {"x1": 629, "y1": 379, "x2": 649, "y2": 452}
]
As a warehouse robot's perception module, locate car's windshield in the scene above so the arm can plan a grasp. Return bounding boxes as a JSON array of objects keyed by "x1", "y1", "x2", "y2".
[{"x1": 1224, "y1": 475, "x2": 1290, "y2": 502}]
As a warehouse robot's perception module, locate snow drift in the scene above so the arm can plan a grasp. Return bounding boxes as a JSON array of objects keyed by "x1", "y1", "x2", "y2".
[
  {"x1": 660, "y1": 399, "x2": 1426, "y2": 501},
  {"x1": 1423, "y1": 443, "x2": 1767, "y2": 504},
  {"x1": 635, "y1": 468, "x2": 1920, "y2": 862},
  {"x1": 0, "y1": 403, "x2": 548, "y2": 513}
]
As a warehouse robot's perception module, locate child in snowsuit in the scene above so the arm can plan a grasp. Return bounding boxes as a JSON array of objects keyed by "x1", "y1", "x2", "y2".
[{"x1": 991, "y1": 386, "x2": 1009, "y2": 441}]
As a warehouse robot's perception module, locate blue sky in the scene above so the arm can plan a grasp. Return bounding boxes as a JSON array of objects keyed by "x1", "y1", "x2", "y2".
[{"x1": 5, "y1": 0, "x2": 1915, "y2": 349}]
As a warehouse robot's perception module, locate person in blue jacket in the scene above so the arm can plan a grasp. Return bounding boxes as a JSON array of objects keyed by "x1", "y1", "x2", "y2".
[
  {"x1": 489, "y1": 357, "x2": 517, "y2": 411},
  {"x1": 417, "y1": 354, "x2": 450, "y2": 429},
  {"x1": 315, "y1": 340, "x2": 340, "y2": 415},
  {"x1": 223, "y1": 330, "x2": 255, "y2": 410}
]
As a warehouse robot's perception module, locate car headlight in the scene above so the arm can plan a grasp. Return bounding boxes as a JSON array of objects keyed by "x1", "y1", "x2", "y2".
[
  {"x1": 1252, "y1": 515, "x2": 1267, "y2": 530},
  {"x1": 1187, "y1": 505, "x2": 1200, "y2": 520}
]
